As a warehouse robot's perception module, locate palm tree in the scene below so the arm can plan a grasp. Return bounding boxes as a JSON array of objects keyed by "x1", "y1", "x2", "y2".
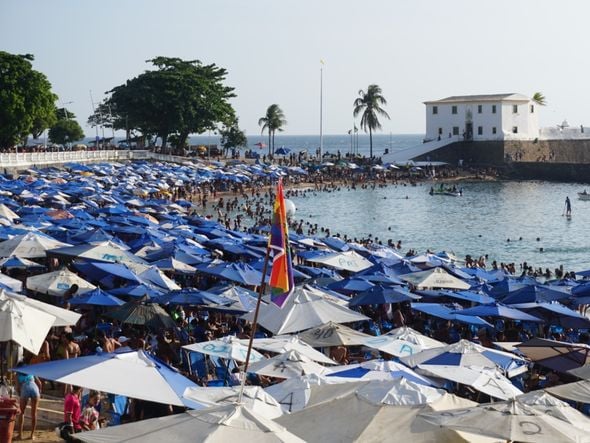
[
  {"x1": 353, "y1": 84, "x2": 390, "y2": 159},
  {"x1": 532, "y1": 92, "x2": 547, "y2": 106},
  {"x1": 258, "y1": 104, "x2": 287, "y2": 157}
]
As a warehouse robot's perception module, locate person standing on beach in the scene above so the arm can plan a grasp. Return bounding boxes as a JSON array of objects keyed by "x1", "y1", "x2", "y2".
[{"x1": 565, "y1": 196, "x2": 572, "y2": 216}]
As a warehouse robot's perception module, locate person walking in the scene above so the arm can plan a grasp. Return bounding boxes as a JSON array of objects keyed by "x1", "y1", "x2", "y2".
[{"x1": 15, "y1": 360, "x2": 42, "y2": 441}]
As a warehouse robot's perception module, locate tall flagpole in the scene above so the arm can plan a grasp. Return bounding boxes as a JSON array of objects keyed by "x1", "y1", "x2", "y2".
[{"x1": 319, "y1": 60, "x2": 323, "y2": 161}]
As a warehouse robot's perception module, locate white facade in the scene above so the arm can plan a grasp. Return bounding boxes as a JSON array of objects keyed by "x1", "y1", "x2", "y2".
[{"x1": 424, "y1": 93, "x2": 539, "y2": 142}]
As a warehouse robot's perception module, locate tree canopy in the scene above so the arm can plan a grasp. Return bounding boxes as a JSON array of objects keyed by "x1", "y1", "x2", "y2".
[
  {"x1": 220, "y1": 118, "x2": 247, "y2": 153},
  {"x1": 532, "y1": 92, "x2": 547, "y2": 106},
  {"x1": 258, "y1": 104, "x2": 287, "y2": 156},
  {"x1": 48, "y1": 119, "x2": 84, "y2": 145},
  {"x1": 353, "y1": 84, "x2": 390, "y2": 159},
  {"x1": 0, "y1": 52, "x2": 57, "y2": 148},
  {"x1": 99, "y1": 57, "x2": 236, "y2": 153}
]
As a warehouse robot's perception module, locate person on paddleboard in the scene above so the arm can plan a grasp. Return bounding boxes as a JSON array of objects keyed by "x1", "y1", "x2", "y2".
[{"x1": 565, "y1": 196, "x2": 572, "y2": 217}]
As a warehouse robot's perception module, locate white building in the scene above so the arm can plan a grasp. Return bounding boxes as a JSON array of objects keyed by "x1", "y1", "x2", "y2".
[{"x1": 423, "y1": 93, "x2": 539, "y2": 142}]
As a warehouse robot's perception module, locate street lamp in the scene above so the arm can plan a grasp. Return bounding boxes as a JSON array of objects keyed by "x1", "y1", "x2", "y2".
[{"x1": 62, "y1": 101, "x2": 73, "y2": 120}]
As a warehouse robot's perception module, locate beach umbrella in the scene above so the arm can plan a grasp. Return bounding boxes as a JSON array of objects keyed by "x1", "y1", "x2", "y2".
[
  {"x1": 107, "y1": 302, "x2": 177, "y2": 329},
  {"x1": 306, "y1": 250, "x2": 373, "y2": 273},
  {"x1": 508, "y1": 301, "x2": 590, "y2": 328},
  {"x1": 13, "y1": 350, "x2": 200, "y2": 408},
  {"x1": 0, "y1": 232, "x2": 71, "y2": 258},
  {"x1": 298, "y1": 321, "x2": 372, "y2": 347},
  {"x1": 401, "y1": 339, "x2": 528, "y2": 377},
  {"x1": 182, "y1": 336, "x2": 265, "y2": 364},
  {"x1": 26, "y1": 269, "x2": 96, "y2": 297},
  {"x1": 501, "y1": 284, "x2": 571, "y2": 304},
  {"x1": 243, "y1": 335, "x2": 336, "y2": 365},
  {"x1": 419, "y1": 398, "x2": 589, "y2": 443},
  {"x1": 517, "y1": 337, "x2": 590, "y2": 373},
  {"x1": 108, "y1": 283, "x2": 164, "y2": 299},
  {"x1": 48, "y1": 243, "x2": 147, "y2": 268},
  {"x1": 208, "y1": 285, "x2": 259, "y2": 312},
  {"x1": 416, "y1": 365, "x2": 522, "y2": 400},
  {"x1": 264, "y1": 373, "x2": 334, "y2": 413},
  {"x1": 517, "y1": 390, "x2": 590, "y2": 432},
  {"x1": 410, "y1": 303, "x2": 493, "y2": 327},
  {"x1": 348, "y1": 285, "x2": 418, "y2": 307},
  {"x1": 182, "y1": 386, "x2": 283, "y2": 419},
  {"x1": 164, "y1": 288, "x2": 231, "y2": 306},
  {"x1": 76, "y1": 403, "x2": 303, "y2": 443},
  {"x1": 68, "y1": 287, "x2": 125, "y2": 307},
  {"x1": 242, "y1": 285, "x2": 369, "y2": 335},
  {"x1": 0, "y1": 297, "x2": 56, "y2": 354},
  {"x1": 246, "y1": 350, "x2": 327, "y2": 379},
  {"x1": 151, "y1": 257, "x2": 197, "y2": 274},
  {"x1": 453, "y1": 303, "x2": 543, "y2": 322},
  {"x1": 275, "y1": 379, "x2": 492, "y2": 443},
  {"x1": 363, "y1": 326, "x2": 444, "y2": 357},
  {"x1": 546, "y1": 379, "x2": 590, "y2": 404},
  {"x1": 0, "y1": 272, "x2": 22, "y2": 292},
  {"x1": 0, "y1": 256, "x2": 45, "y2": 270},
  {"x1": 200, "y1": 262, "x2": 266, "y2": 286},
  {"x1": 416, "y1": 289, "x2": 495, "y2": 304},
  {"x1": 326, "y1": 278, "x2": 375, "y2": 295},
  {"x1": 81, "y1": 261, "x2": 145, "y2": 285},
  {"x1": 401, "y1": 267, "x2": 470, "y2": 290},
  {"x1": 325, "y1": 359, "x2": 434, "y2": 386},
  {"x1": 0, "y1": 204, "x2": 19, "y2": 222},
  {"x1": 0, "y1": 290, "x2": 80, "y2": 327},
  {"x1": 138, "y1": 266, "x2": 182, "y2": 291}
]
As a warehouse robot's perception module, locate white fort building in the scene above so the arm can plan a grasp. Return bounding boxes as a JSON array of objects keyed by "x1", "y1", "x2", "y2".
[{"x1": 424, "y1": 93, "x2": 538, "y2": 142}]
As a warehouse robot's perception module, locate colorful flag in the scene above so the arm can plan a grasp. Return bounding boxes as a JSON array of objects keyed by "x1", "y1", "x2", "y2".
[{"x1": 268, "y1": 178, "x2": 294, "y2": 308}]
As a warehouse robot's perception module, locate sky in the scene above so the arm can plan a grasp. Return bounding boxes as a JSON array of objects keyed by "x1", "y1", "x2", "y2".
[{"x1": 2, "y1": 0, "x2": 589, "y2": 136}]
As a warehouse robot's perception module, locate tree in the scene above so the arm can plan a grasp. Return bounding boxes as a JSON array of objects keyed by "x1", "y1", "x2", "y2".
[
  {"x1": 48, "y1": 119, "x2": 84, "y2": 146},
  {"x1": 532, "y1": 92, "x2": 547, "y2": 106},
  {"x1": 353, "y1": 84, "x2": 390, "y2": 159},
  {"x1": 258, "y1": 104, "x2": 287, "y2": 156},
  {"x1": 0, "y1": 52, "x2": 57, "y2": 148},
  {"x1": 220, "y1": 118, "x2": 247, "y2": 157},
  {"x1": 105, "y1": 57, "x2": 236, "y2": 154}
]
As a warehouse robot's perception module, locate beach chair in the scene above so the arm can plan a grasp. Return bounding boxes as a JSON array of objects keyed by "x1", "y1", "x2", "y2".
[{"x1": 186, "y1": 351, "x2": 209, "y2": 379}]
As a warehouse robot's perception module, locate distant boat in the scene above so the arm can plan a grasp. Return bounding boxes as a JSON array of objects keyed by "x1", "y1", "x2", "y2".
[
  {"x1": 578, "y1": 191, "x2": 590, "y2": 201},
  {"x1": 429, "y1": 187, "x2": 463, "y2": 197}
]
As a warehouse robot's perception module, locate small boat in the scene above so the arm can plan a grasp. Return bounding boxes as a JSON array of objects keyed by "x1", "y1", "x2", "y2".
[
  {"x1": 578, "y1": 191, "x2": 590, "y2": 201},
  {"x1": 429, "y1": 187, "x2": 463, "y2": 197}
]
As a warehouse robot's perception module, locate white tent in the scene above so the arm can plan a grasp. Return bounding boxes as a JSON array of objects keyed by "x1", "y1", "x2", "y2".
[
  {"x1": 275, "y1": 379, "x2": 495, "y2": 443},
  {"x1": 246, "y1": 350, "x2": 327, "y2": 379},
  {"x1": 182, "y1": 386, "x2": 283, "y2": 419},
  {"x1": 26, "y1": 269, "x2": 96, "y2": 297},
  {"x1": 0, "y1": 297, "x2": 56, "y2": 354},
  {"x1": 77, "y1": 404, "x2": 304, "y2": 443},
  {"x1": 0, "y1": 290, "x2": 80, "y2": 327},
  {"x1": 242, "y1": 285, "x2": 369, "y2": 335},
  {"x1": 242, "y1": 336, "x2": 336, "y2": 365},
  {"x1": 0, "y1": 232, "x2": 70, "y2": 258},
  {"x1": 306, "y1": 250, "x2": 373, "y2": 272},
  {"x1": 298, "y1": 321, "x2": 372, "y2": 347},
  {"x1": 401, "y1": 267, "x2": 471, "y2": 290},
  {"x1": 364, "y1": 326, "x2": 444, "y2": 357}
]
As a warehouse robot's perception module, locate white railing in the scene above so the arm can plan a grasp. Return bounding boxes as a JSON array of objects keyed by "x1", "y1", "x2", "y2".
[{"x1": 0, "y1": 150, "x2": 152, "y2": 168}]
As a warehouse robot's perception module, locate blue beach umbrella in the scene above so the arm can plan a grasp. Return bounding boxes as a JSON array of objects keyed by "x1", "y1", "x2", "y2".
[
  {"x1": 415, "y1": 289, "x2": 495, "y2": 305},
  {"x1": 508, "y1": 302, "x2": 590, "y2": 329},
  {"x1": 454, "y1": 303, "x2": 543, "y2": 322},
  {"x1": 410, "y1": 303, "x2": 492, "y2": 327},
  {"x1": 199, "y1": 262, "x2": 267, "y2": 286},
  {"x1": 164, "y1": 289, "x2": 232, "y2": 306},
  {"x1": 327, "y1": 278, "x2": 374, "y2": 295},
  {"x1": 108, "y1": 283, "x2": 164, "y2": 299},
  {"x1": 69, "y1": 288, "x2": 125, "y2": 307},
  {"x1": 325, "y1": 359, "x2": 434, "y2": 386},
  {"x1": 501, "y1": 285, "x2": 571, "y2": 305},
  {"x1": 348, "y1": 285, "x2": 418, "y2": 307}
]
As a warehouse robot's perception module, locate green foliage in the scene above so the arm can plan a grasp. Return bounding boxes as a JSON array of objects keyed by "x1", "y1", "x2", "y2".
[
  {"x1": 258, "y1": 104, "x2": 287, "y2": 156},
  {"x1": 532, "y1": 92, "x2": 547, "y2": 106},
  {"x1": 105, "y1": 57, "x2": 236, "y2": 152},
  {"x1": 48, "y1": 119, "x2": 84, "y2": 145},
  {"x1": 56, "y1": 107, "x2": 76, "y2": 121},
  {"x1": 353, "y1": 84, "x2": 390, "y2": 158},
  {"x1": 220, "y1": 118, "x2": 247, "y2": 152},
  {"x1": 0, "y1": 51, "x2": 57, "y2": 148}
]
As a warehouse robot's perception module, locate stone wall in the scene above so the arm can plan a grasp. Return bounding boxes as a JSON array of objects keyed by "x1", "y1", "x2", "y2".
[{"x1": 412, "y1": 141, "x2": 505, "y2": 166}]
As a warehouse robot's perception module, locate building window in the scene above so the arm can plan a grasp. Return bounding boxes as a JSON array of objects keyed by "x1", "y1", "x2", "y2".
[
  {"x1": 492, "y1": 105, "x2": 497, "y2": 114},
  {"x1": 512, "y1": 105, "x2": 518, "y2": 114},
  {"x1": 492, "y1": 127, "x2": 497, "y2": 134},
  {"x1": 530, "y1": 104, "x2": 534, "y2": 113},
  {"x1": 452, "y1": 126, "x2": 459, "y2": 135},
  {"x1": 452, "y1": 106, "x2": 457, "y2": 114},
  {"x1": 512, "y1": 126, "x2": 518, "y2": 134},
  {"x1": 477, "y1": 105, "x2": 482, "y2": 114},
  {"x1": 477, "y1": 126, "x2": 483, "y2": 135},
  {"x1": 438, "y1": 127, "x2": 443, "y2": 135},
  {"x1": 433, "y1": 106, "x2": 438, "y2": 115}
]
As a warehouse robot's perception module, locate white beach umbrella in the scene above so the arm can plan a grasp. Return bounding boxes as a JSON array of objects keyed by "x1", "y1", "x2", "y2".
[
  {"x1": 0, "y1": 204, "x2": 19, "y2": 222},
  {"x1": 26, "y1": 269, "x2": 96, "y2": 297},
  {"x1": 546, "y1": 379, "x2": 590, "y2": 404},
  {"x1": 242, "y1": 285, "x2": 369, "y2": 335},
  {"x1": 0, "y1": 297, "x2": 56, "y2": 354},
  {"x1": 77, "y1": 404, "x2": 304, "y2": 443},
  {"x1": 246, "y1": 350, "x2": 327, "y2": 379},
  {"x1": 264, "y1": 373, "x2": 335, "y2": 413},
  {"x1": 324, "y1": 359, "x2": 435, "y2": 386},
  {"x1": 182, "y1": 385, "x2": 284, "y2": 419},
  {"x1": 0, "y1": 232, "x2": 71, "y2": 258},
  {"x1": 401, "y1": 267, "x2": 471, "y2": 290},
  {"x1": 138, "y1": 266, "x2": 182, "y2": 291},
  {"x1": 307, "y1": 250, "x2": 373, "y2": 272},
  {"x1": 0, "y1": 272, "x2": 23, "y2": 292},
  {"x1": 298, "y1": 321, "x2": 372, "y2": 347},
  {"x1": 517, "y1": 390, "x2": 590, "y2": 432},
  {"x1": 243, "y1": 335, "x2": 336, "y2": 365},
  {"x1": 183, "y1": 336, "x2": 265, "y2": 363},
  {"x1": 419, "y1": 398, "x2": 590, "y2": 443},
  {"x1": 416, "y1": 365, "x2": 522, "y2": 400},
  {"x1": 363, "y1": 326, "x2": 444, "y2": 357},
  {"x1": 0, "y1": 290, "x2": 80, "y2": 327}
]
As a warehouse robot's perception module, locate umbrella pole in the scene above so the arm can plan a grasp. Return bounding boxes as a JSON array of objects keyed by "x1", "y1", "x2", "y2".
[{"x1": 238, "y1": 244, "x2": 271, "y2": 402}]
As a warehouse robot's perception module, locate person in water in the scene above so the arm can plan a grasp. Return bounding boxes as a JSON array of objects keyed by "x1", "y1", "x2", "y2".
[{"x1": 565, "y1": 196, "x2": 572, "y2": 216}]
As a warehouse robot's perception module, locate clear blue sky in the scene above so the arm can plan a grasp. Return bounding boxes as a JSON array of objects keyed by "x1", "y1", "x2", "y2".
[{"x1": 2, "y1": 0, "x2": 588, "y2": 136}]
